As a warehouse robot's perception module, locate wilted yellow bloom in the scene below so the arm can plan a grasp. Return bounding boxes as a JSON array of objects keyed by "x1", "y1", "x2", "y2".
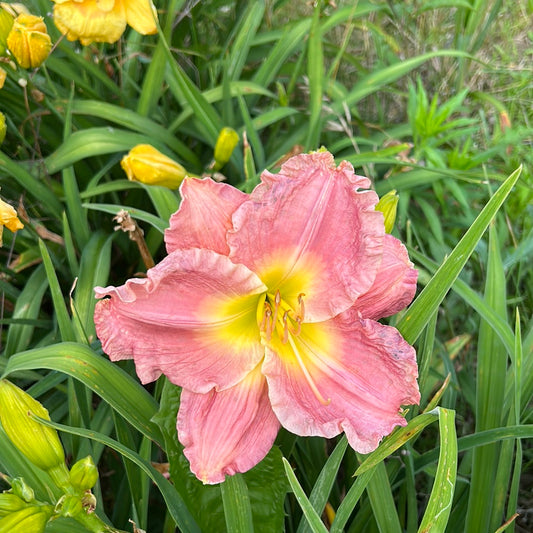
[
  {"x1": 375, "y1": 189, "x2": 399, "y2": 234},
  {"x1": 6, "y1": 14, "x2": 51, "y2": 69},
  {"x1": 52, "y1": 0, "x2": 158, "y2": 46},
  {"x1": 0, "y1": 198, "x2": 23, "y2": 246},
  {"x1": 0, "y1": 380, "x2": 69, "y2": 488},
  {"x1": 213, "y1": 127, "x2": 239, "y2": 170},
  {"x1": 121, "y1": 144, "x2": 187, "y2": 189}
]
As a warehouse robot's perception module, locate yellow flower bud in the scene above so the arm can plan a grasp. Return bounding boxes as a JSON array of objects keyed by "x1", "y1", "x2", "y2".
[
  {"x1": 0, "y1": 67, "x2": 5, "y2": 89},
  {"x1": 0, "y1": 9, "x2": 14, "y2": 55},
  {"x1": 0, "y1": 4, "x2": 29, "y2": 17},
  {"x1": 375, "y1": 189, "x2": 399, "y2": 234},
  {"x1": 0, "y1": 505, "x2": 53, "y2": 533},
  {"x1": 0, "y1": 493, "x2": 27, "y2": 516},
  {"x1": 6, "y1": 14, "x2": 51, "y2": 69},
  {"x1": 0, "y1": 198, "x2": 23, "y2": 246},
  {"x1": 213, "y1": 127, "x2": 239, "y2": 170},
  {"x1": 0, "y1": 381, "x2": 67, "y2": 479},
  {"x1": 0, "y1": 112, "x2": 6, "y2": 143},
  {"x1": 69, "y1": 456, "x2": 98, "y2": 491},
  {"x1": 121, "y1": 144, "x2": 187, "y2": 189}
]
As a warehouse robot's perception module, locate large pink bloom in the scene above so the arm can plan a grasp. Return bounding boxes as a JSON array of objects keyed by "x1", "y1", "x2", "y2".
[{"x1": 94, "y1": 151, "x2": 420, "y2": 484}]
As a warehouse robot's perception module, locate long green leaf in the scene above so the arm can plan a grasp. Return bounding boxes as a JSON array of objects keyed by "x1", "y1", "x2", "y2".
[
  {"x1": 398, "y1": 166, "x2": 522, "y2": 344},
  {"x1": 283, "y1": 458, "x2": 329, "y2": 533},
  {"x1": 418, "y1": 408, "x2": 457, "y2": 533},
  {"x1": 221, "y1": 474, "x2": 255, "y2": 533},
  {"x1": 1, "y1": 342, "x2": 163, "y2": 445}
]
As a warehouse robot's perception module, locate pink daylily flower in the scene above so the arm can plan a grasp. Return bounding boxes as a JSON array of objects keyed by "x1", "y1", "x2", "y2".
[{"x1": 94, "y1": 151, "x2": 420, "y2": 484}]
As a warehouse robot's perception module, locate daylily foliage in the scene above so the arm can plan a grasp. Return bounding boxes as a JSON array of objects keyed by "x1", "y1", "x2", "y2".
[{"x1": 94, "y1": 151, "x2": 420, "y2": 484}]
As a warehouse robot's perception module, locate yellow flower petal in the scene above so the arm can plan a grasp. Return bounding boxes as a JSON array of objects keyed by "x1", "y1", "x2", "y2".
[
  {"x1": 53, "y1": 0, "x2": 126, "y2": 45},
  {"x1": 124, "y1": 0, "x2": 158, "y2": 35},
  {"x1": 0, "y1": 198, "x2": 23, "y2": 247}
]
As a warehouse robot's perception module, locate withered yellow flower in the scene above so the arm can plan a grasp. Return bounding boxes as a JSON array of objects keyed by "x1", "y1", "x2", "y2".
[
  {"x1": 6, "y1": 14, "x2": 51, "y2": 69},
  {"x1": 121, "y1": 144, "x2": 187, "y2": 189},
  {"x1": 52, "y1": 0, "x2": 158, "y2": 46},
  {"x1": 0, "y1": 197, "x2": 23, "y2": 246}
]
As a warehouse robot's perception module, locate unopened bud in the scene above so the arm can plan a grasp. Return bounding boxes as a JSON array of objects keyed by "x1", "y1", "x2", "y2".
[
  {"x1": 69, "y1": 456, "x2": 98, "y2": 491},
  {"x1": 9, "y1": 478, "x2": 34, "y2": 503},
  {"x1": 0, "y1": 493, "x2": 27, "y2": 516},
  {"x1": 55, "y1": 494, "x2": 83, "y2": 518},
  {"x1": 213, "y1": 127, "x2": 239, "y2": 170},
  {"x1": 121, "y1": 144, "x2": 187, "y2": 189},
  {"x1": 0, "y1": 112, "x2": 6, "y2": 144},
  {"x1": 0, "y1": 504, "x2": 53, "y2": 533},
  {"x1": 6, "y1": 14, "x2": 51, "y2": 69},
  {"x1": 375, "y1": 189, "x2": 399, "y2": 233},
  {"x1": 0, "y1": 381, "x2": 67, "y2": 481}
]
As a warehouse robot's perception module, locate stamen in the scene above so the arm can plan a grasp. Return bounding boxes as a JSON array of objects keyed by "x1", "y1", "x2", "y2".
[
  {"x1": 282, "y1": 311, "x2": 290, "y2": 344},
  {"x1": 265, "y1": 308, "x2": 274, "y2": 341},
  {"x1": 260, "y1": 303, "x2": 270, "y2": 331},
  {"x1": 271, "y1": 290, "x2": 281, "y2": 331},
  {"x1": 298, "y1": 293, "x2": 306, "y2": 321},
  {"x1": 287, "y1": 335, "x2": 331, "y2": 406},
  {"x1": 288, "y1": 316, "x2": 302, "y2": 337}
]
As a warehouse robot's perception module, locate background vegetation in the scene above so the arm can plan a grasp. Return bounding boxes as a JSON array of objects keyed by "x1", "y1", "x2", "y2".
[{"x1": 0, "y1": 0, "x2": 531, "y2": 531}]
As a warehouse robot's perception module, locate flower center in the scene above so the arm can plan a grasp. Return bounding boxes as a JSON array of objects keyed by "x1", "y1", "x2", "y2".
[{"x1": 258, "y1": 290, "x2": 330, "y2": 406}]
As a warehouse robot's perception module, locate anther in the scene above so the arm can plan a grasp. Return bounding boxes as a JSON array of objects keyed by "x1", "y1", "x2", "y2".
[
  {"x1": 271, "y1": 290, "x2": 281, "y2": 330},
  {"x1": 298, "y1": 293, "x2": 305, "y2": 321}
]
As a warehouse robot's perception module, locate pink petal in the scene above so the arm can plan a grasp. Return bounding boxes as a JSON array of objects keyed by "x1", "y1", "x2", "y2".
[
  {"x1": 94, "y1": 248, "x2": 267, "y2": 392},
  {"x1": 263, "y1": 313, "x2": 420, "y2": 453},
  {"x1": 165, "y1": 178, "x2": 248, "y2": 255},
  {"x1": 228, "y1": 151, "x2": 384, "y2": 322},
  {"x1": 355, "y1": 234, "x2": 418, "y2": 320},
  {"x1": 177, "y1": 366, "x2": 280, "y2": 484}
]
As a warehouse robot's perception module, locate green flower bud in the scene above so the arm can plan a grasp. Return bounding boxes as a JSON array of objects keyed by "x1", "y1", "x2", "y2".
[
  {"x1": 0, "y1": 493, "x2": 27, "y2": 516},
  {"x1": 375, "y1": 189, "x2": 399, "y2": 234},
  {"x1": 0, "y1": 504, "x2": 53, "y2": 533},
  {"x1": 9, "y1": 477, "x2": 34, "y2": 503},
  {"x1": 0, "y1": 380, "x2": 67, "y2": 476},
  {"x1": 55, "y1": 494, "x2": 83, "y2": 518},
  {"x1": 69, "y1": 456, "x2": 98, "y2": 491},
  {"x1": 213, "y1": 127, "x2": 239, "y2": 170}
]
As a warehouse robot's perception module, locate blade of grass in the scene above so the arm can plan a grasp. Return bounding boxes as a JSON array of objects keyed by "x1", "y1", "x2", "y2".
[
  {"x1": 418, "y1": 408, "x2": 457, "y2": 533},
  {"x1": 465, "y1": 223, "x2": 508, "y2": 533},
  {"x1": 366, "y1": 461, "x2": 402, "y2": 533},
  {"x1": 283, "y1": 457, "x2": 329, "y2": 533},
  {"x1": 2, "y1": 342, "x2": 163, "y2": 445},
  {"x1": 296, "y1": 436, "x2": 349, "y2": 533},
  {"x1": 305, "y1": 1, "x2": 324, "y2": 150},
  {"x1": 220, "y1": 474, "x2": 255, "y2": 533},
  {"x1": 39, "y1": 240, "x2": 76, "y2": 342},
  {"x1": 397, "y1": 166, "x2": 522, "y2": 345}
]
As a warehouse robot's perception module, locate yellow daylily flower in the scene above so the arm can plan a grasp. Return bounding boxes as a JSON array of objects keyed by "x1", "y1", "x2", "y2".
[
  {"x1": 6, "y1": 14, "x2": 51, "y2": 69},
  {"x1": 121, "y1": 144, "x2": 187, "y2": 189},
  {"x1": 52, "y1": 0, "x2": 158, "y2": 46},
  {"x1": 0, "y1": 197, "x2": 23, "y2": 246}
]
